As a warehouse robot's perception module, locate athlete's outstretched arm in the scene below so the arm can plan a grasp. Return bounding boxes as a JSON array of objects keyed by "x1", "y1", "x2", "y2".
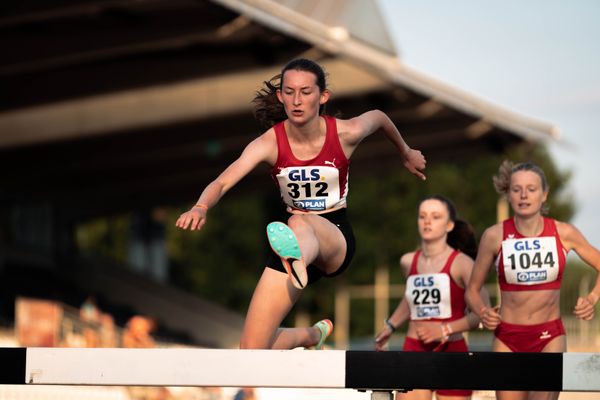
[
  {"x1": 558, "y1": 222, "x2": 600, "y2": 320},
  {"x1": 341, "y1": 110, "x2": 426, "y2": 180},
  {"x1": 176, "y1": 131, "x2": 275, "y2": 231}
]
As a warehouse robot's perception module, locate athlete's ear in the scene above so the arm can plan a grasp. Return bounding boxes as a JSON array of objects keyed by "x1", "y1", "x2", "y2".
[
  {"x1": 542, "y1": 189, "x2": 549, "y2": 203},
  {"x1": 276, "y1": 89, "x2": 283, "y2": 103},
  {"x1": 446, "y1": 220, "x2": 455, "y2": 233},
  {"x1": 320, "y1": 89, "x2": 330, "y2": 104}
]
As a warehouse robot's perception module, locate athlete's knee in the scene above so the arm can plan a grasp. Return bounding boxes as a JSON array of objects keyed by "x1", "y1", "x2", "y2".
[{"x1": 287, "y1": 214, "x2": 312, "y2": 232}]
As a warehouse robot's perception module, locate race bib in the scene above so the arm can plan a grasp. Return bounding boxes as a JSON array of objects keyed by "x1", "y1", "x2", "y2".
[
  {"x1": 502, "y1": 237, "x2": 559, "y2": 285},
  {"x1": 405, "y1": 273, "x2": 451, "y2": 320},
  {"x1": 276, "y1": 166, "x2": 340, "y2": 211}
]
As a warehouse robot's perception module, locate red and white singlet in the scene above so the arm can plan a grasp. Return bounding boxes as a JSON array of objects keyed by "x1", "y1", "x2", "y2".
[
  {"x1": 405, "y1": 249, "x2": 467, "y2": 322},
  {"x1": 495, "y1": 217, "x2": 567, "y2": 291},
  {"x1": 270, "y1": 116, "x2": 349, "y2": 212}
]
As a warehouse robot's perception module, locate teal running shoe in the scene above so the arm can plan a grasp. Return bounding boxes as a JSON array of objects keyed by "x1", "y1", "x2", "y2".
[
  {"x1": 313, "y1": 319, "x2": 334, "y2": 350},
  {"x1": 266, "y1": 221, "x2": 307, "y2": 289}
]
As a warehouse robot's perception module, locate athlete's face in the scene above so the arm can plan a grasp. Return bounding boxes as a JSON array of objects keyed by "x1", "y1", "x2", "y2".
[
  {"x1": 508, "y1": 170, "x2": 548, "y2": 217},
  {"x1": 277, "y1": 69, "x2": 329, "y2": 125},
  {"x1": 418, "y1": 199, "x2": 454, "y2": 242}
]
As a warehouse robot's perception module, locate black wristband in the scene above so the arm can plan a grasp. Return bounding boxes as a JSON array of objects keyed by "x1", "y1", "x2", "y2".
[{"x1": 385, "y1": 319, "x2": 396, "y2": 332}]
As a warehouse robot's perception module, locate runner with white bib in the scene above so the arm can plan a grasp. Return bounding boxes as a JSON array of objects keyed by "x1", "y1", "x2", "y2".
[
  {"x1": 375, "y1": 195, "x2": 489, "y2": 400},
  {"x1": 466, "y1": 160, "x2": 600, "y2": 400}
]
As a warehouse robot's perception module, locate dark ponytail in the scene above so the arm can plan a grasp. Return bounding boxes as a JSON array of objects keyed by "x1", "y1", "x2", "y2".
[
  {"x1": 421, "y1": 195, "x2": 478, "y2": 259},
  {"x1": 252, "y1": 74, "x2": 285, "y2": 130},
  {"x1": 448, "y1": 219, "x2": 478, "y2": 260},
  {"x1": 252, "y1": 58, "x2": 328, "y2": 129}
]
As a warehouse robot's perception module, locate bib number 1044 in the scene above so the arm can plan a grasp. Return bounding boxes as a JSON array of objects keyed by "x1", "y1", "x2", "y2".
[{"x1": 507, "y1": 250, "x2": 556, "y2": 270}]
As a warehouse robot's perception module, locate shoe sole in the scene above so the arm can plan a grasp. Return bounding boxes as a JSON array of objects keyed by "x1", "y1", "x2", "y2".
[{"x1": 266, "y1": 222, "x2": 307, "y2": 289}]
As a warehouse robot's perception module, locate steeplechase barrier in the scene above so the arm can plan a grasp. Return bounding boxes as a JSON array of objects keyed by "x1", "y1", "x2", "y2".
[{"x1": 0, "y1": 348, "x2": 598, "y2": 398}]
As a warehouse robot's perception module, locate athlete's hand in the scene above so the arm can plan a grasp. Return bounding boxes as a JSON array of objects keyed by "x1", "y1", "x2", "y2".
[
  {"x1": 176, "y1": 207, "x2": 207, "y2": 231},
  {"x1": 415, "y1": 323, "x2": 444, "y2": 344},
  {"x1": 480, "y1": 306, "x2": 501, "y2": 330},
  {"x1": 402, "y1": 148, "x2": 426, "y2": 181},
  {"x1": 573, "y1": 294, "x2": 597, "y2": 321},
  {"x1": 374, "y1": 328, "x2": 392, "y2": 351}
]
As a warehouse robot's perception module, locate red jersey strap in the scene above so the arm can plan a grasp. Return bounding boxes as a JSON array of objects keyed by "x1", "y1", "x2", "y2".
[
  {"x1": 409, "y1": 250, "x2": 421, "y2": 276},
  {"x1": 272, "y1": 121, "x2": 290, "y2": 166},
  {"x1": 502, "y1": 218, "x2": 516, "y2": 240},
  {"x1": 441, "y1": 249, "x2": 461, "y2": 274},
  {"x1": 323, "y1": 115, "x2": 345, "y2": 158}
]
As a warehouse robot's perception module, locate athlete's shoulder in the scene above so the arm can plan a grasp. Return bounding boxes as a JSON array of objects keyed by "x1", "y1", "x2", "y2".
[
  {"x1": 449, "y1": 251, "x2": 474, "y2": 286},
  {"x1": 332, "y1": 116, "x2": 351, "y2": 133},
  {"x1": 243, "y1": 127, "x2": 277, "y2": 164},
  {"x1": 400, "y1": 251, "x2": 416, "y2": 271},
  {"x1": 248, "y1": 128, "x2": 277, "y2": 150},
  {"x1": 554, "y1": 220, "x2": 580, "y2": 242},
  {"x1": 454, "y1": 251, "x2": 475, "y2": 267},
  {"x1": 480, "y1": 223, "x2": 503, "y2": 248},
  {"x1": 484, "y1": 222, "x2": 503, "y2": 236},
  {"x1": 553, "y1": 219, "x2": 571, "y2": 231}
]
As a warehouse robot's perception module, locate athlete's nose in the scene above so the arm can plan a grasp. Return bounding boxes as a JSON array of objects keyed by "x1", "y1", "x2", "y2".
[{"x1": 293, "y1": 92, "x2": 302, "y2": 106}]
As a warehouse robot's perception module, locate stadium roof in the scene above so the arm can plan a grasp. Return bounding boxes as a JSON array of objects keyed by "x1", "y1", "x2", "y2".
[{"x1": 0, "y1": 0, "x2": 559, "y2": 219}]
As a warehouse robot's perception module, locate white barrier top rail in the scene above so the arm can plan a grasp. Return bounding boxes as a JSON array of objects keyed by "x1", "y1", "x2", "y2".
[{"x1": 0, "y1": 348, "x2": 598, "y2": 392}]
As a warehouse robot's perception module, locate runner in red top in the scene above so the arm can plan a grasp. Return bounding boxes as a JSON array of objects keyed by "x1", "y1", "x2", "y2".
[
  {"x1": 176, "y1": 58, "x2": 426, "y2": 350},
  {"x1": 375, "y1": 196, "x2": 489, "y2": 400},
  {"x1": 466, "y1": 161, "x2": 600, "y2": 400}
]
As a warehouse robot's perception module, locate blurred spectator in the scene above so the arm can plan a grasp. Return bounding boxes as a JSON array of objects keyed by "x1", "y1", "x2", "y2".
[
  {"x1": 15, "y1": 297, "x2": 62, "y2": 347},
  {"x1": 204, "y1": 387, "x2": 223, "y2": 400},
  {"x1": 122, "y1": 315, "x2": 156, "y2": 348},
  {"x1": 80, "y1": 295, "x2": 101, "y2": 347},
  {"x1": 99, "y1": 313, "x2": 118, "y2": 347},
  {"x1": 80, "y1": 295, "x2": 101, "y2": 323},
  {"x1": 234, "y1": 387, "x2": 256, "y2": 400}
]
